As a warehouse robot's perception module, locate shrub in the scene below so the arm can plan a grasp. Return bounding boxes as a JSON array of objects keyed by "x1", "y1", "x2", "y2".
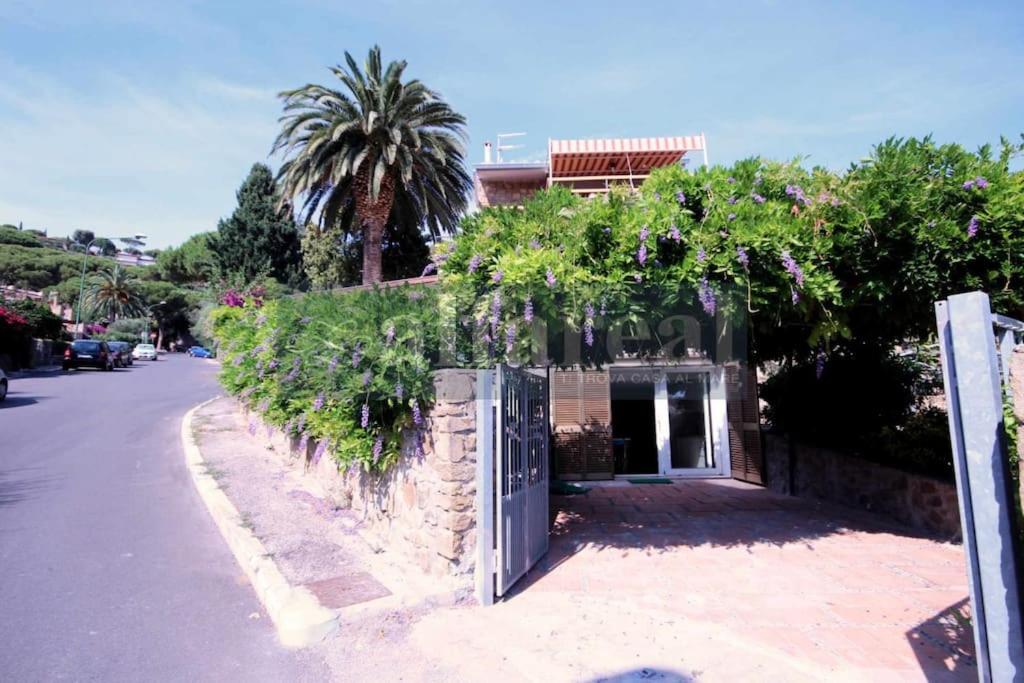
[
  {"x1": 214, "y1": 286, "x2": 440, "y2": 471},
  {"x1": 4, "y1": 299, "x2": 65, "y2": 339}
]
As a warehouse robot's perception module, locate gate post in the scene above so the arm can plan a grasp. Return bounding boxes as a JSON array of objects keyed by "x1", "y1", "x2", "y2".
[
  {"x1": 475, "y1": 369, "x2": 495, "y2": 606},
  {"x1": 935, "y1": 291, "x2": 1024, "y2": 682}
]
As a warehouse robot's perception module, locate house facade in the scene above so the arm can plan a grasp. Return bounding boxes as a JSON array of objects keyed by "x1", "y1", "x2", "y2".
[{"x1": 474, "y1": 135, "x2": 765, "y2": 486}]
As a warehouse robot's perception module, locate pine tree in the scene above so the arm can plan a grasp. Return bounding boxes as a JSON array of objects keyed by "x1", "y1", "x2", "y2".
[{"x1": 209, "y1": 164, "x2": 304, "y2": 287}]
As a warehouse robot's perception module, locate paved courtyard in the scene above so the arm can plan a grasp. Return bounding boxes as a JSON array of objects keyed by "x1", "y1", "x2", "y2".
[{"x1": 516, "y1": 479, "x2": 975, "y2": 680}]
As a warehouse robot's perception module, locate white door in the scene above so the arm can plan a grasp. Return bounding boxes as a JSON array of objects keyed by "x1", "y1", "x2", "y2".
[{"x1": 653, "y1": 368, "x2": 728, "y2": 477}]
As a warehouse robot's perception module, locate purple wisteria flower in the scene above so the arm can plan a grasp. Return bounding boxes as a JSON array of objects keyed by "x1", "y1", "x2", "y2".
[
  {"x1": 696, "y1": 247, "x2": 707, "y2": 263},
  {"x1": 300, "y1": 316, "x2": 311, "y2": 325},
  {"x1": 360, "y1": 403, "x2": 370, "y2": 429},
  {"x1": 791, "y1": 288, "x2": 801, "y2": 305},
  {"x1": 313, "y1": 392, "x2": 325, "y2": 411},
  {"x1": 490, "y1": 292, "x2": 502, "y2": 333},
  {"x1": 468, "y1": 254, "x2": 482, "y2": 273},
  {"x1": 362, "y1": 370, "x2": 372, "y2": 387},
  {"x1": 328, "y1": 354, "x2": 338, "y2": 372},
  {"x1": 975, "y1": 176, "x2": 989, "y2": 189},
  {"x1": 781, "y1": 250, "x2": 805, "y2": 286},
  {"x1": 506, "y1": 323, "x2": 517, "y2": 354},
  {"x1": 583, "y1": 303, "x2": 596, "y2": 347},
  {"x1": 411, "y1": 400, "x2": 423, "y2": 426},
  {"x1": 599, "y1": 300, "x2": 607, "y2": 316},
  {"x1": 385, "y1": 325, "x2": 395, "y2": 344},
  {"x1": 312, "y1": 438, "x2": 329, "y2": 465},
  {"x1": 727, "y1": 213, "x2": 737, "y2": 222},
  {"x1": 421, "y1": 262, "x2": 437, "y2": 276},
  {"x1": 268, "y1": 358, "x2": 280, "y2": 370},
  {"x1": 372, "y1": 435, "x2": 384, "y2": 463},
  {"x1": 258, "y1": 399, "x2": 270, "y2": 413},
  {"x1": 727, "y1": 177, "x2": 736, "y2": 185},
  {"x1": 232, "y1": 354, "x2": 244, "y2": 367},
  {"x1": 962, "y1": 179, "x2": 975, "y2": 190},
  {"x1": 785, "y1": 184, "x2": 809, "y2": 205},
  {"x1": 967, "y1": 215, "x2": 980, "y2": 238},
  {"x1": 676, "y1": 191, "x2": 686, "y2": 205},
  {"x1": 298, "y1": 432, "x2": 310, "y2": 453},
  {"x1": 545, "y1": 268, "x2": 556, "y2": 287},
  {"x1": 352, "y1": 345, "x2": 362, "y2": 367},
  {"x1": 815, "y1": 349, "x2": 827, "y2": 379},
  {"x1": 637, "y1": 244, "x2": 648, "y2": 266},
  {"x1": 699, "y1": 278, "x2": 716, "y2": 316},
  {"x1": 284, "y1": 419, "x2": 294, "y2": 436},
  {"x1": 395, "y1": 382, "x2": 404, "y2": 400},
  {"x1": 639, "y1": 225, "x2": 650, "y2": 241},
  {"x1": 255, "y1": 314, "x2": 267, "y2": 326},
  {"x1": 492, "y1": 270, "x2": 504, "y2": 284},
  {"x1": 634, "y1": 274, "x2": 643, "y2": 283},
  {"x1": 653, "y1": 191, "x2": 661, "y2": 201},
  {"x1": 529, "y1": 238, "x2": 541, "y2": 249},
  {"x1": 523, "y1": 296, "x2": 534, "y2": 323},
  {"x1": 266, "y1": 424, "x2": 275, "y2": 439},
  {"x1": 248, "y1": 418, "x2": 258, "y2": 436},
  {"x1": 285, "y1": 357, "x2": 301, "y2": 381},
  {"x1": 727, "y1": 195, "x2": 738, "y2": 205},
  {"x1": 670, "y1": 224, "x2": 682, "y2": 242},
  {"x1": 751, "y1": 193, "x2": 766, "y2": 204},
  {"x1": 296, "y1": 413, "x2": 306, "y2": 433},
  {"x1": 736, "y1": 246, "x2": 750, "y2": 270}
]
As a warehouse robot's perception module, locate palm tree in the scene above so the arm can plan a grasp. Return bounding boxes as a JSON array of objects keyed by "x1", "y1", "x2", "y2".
[
  {"x1": 84, "y1": 266, "x2": 145, "y2": 321},
  {"x1": 272, "y1": 46, "x2": 472, "y2": 285}
]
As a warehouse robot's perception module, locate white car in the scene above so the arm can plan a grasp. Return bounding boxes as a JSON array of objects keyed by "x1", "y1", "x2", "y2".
[
  {"x1": 133, "y1": 343, "x2": 158, "y2": 361},
  {"x1": 0, "y1": 368, "x2": 7, "y2": 401}
]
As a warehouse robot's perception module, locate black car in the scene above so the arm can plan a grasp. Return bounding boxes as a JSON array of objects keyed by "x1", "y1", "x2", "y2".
[
  {"x1": 107, "y1": 341, "x2": 133, "y2": 367},
  {"x1": 63, "y1": 340, "x2": 115, "y2": 371}
]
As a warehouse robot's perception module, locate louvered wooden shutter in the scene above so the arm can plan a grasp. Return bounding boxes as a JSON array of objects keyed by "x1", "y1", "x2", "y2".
[
  {"x1": 725, "y1": 363, "x2": 765, "y2": 484},
  {"x1": 551, "y1": 368, "x2": 613, "y2": 480}
]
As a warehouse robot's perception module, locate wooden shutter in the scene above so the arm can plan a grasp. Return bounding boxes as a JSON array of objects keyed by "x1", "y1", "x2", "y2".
[
  {"x1": 725, "y1": 363, "x2": 765, "y2": 484},
  {"x1": 551, "y1": 368, "x2": 613, "y2": 480}
]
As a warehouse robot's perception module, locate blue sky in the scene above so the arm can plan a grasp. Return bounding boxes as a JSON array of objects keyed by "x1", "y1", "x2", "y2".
[{"x1": 1, "y1": 1, "x2": 1021, "y2": 248}]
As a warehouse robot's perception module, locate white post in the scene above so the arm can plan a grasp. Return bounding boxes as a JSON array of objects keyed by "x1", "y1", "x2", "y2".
[{"x1": 701, "y1": 132, "x2": 709, "y2": 168}]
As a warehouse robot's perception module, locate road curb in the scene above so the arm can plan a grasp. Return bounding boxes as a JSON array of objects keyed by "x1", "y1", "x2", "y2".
[{"x1": 181, "y1": 398, "x2": 339, "y2": 648}]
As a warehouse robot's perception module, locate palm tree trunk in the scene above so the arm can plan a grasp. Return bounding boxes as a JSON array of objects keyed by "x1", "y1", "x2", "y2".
[
  {"x1": 354, "y1": 166, "x2": 396, "y2": 285},
  {"x1": 362, "y1": 218, "x2": 385, "y2": 284}
]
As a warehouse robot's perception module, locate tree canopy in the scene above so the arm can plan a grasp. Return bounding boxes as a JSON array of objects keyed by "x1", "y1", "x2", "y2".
[
  {"x1": 273, "y1": 45, "x2": 472, "y2": 285},
  {"x1": 208, "y1": 163, "x2": 304, "y2": 288}
]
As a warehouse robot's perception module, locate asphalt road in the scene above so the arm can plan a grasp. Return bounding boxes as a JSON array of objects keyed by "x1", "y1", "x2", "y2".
[{"x1": 0, "y1": 355, "x2": 325, "y2": 681}]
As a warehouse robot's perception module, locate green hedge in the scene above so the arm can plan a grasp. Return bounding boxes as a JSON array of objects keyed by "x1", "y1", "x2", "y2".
[{"x1": 213, "y1": 286, "x2": 440, "y2": 471}]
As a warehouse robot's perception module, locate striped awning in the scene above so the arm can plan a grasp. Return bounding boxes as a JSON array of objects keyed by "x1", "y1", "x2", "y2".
[{"x1": 549, "y1": 135, "x2": 705, "y2": 178}]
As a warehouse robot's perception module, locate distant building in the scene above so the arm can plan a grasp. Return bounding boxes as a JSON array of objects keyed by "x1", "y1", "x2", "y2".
[
  {"x1": 474, "y1": 134, "x2": 708, "y2": 207},
  {"x1": 115, "y1": 251, "x2": 156, "y2": 267}
]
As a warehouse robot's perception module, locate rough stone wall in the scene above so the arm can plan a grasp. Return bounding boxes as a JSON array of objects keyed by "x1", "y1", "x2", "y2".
[
  {"x1": 474, "y1": 176, "x2": 545, "y2": 208},
  {"x1": 251, "y1": 369, "x2": 480, "y2": 592},
  {"x1": 765, "y1": 434, "x2": 962, "y2": 539}
]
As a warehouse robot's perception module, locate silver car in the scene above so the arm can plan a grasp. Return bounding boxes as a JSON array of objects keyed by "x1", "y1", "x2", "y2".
[{"x1": 133, "y1": 343, "x2": 158, "y2": 361}]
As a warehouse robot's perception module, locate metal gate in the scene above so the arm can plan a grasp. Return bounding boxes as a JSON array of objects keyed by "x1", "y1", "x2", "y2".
[
  {"x1": 494, "y1": 364, "x2": 550, "y2": 597},
  {"x1": 934, "y1": 291, "x2": 1023, "y2": 681}
]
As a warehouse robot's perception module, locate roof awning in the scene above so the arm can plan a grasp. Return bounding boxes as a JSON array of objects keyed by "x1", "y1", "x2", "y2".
[{"x1": 548, "y1": 135, "x2": 706, "y2": 179}]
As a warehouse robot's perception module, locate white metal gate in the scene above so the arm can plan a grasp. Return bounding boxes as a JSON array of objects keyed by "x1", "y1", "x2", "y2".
[{"x1": 494, "y1": 364, "x2": 550, "y2": 597}]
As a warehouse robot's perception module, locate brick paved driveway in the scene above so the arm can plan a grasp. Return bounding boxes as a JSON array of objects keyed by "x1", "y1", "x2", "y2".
[{"x1": 514, "y1": 479, "x2": 975, "y2": 681}]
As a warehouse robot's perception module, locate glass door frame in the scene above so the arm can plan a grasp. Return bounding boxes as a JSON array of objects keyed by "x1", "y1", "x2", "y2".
[{"x1": 652, "y1": 366, "x2": 729, "y2": 477}]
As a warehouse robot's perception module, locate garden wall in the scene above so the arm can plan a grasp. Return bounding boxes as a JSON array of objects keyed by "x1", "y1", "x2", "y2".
[
  {"x1": 249, "y1": 369, "x2": 480, "y2": 593},
  {"x1": 764, "y1": 434, "x2": 961, "y2": 539}
]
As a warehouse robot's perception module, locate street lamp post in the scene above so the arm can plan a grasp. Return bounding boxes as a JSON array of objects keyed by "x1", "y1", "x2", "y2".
[{"x1": 74, "y1": 233, "x2": 147, "y2": 337}]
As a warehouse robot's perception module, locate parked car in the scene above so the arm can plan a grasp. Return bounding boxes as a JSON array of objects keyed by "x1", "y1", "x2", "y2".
[
  {"x1": 63, "y1": 340, "x2": 114, "y2": 371},
  {"x1": 133, "y1": 343, "x2": 157, "y2": 361},
  {"x1": 188, "y1": 346, "x2": 214, "y2": 358},
  {"x1": 107, "y1": 341, "x2": 134, "y2": 367},
  {"x1": 0, "y1": 368, "x2": 7, "y2": 402}
]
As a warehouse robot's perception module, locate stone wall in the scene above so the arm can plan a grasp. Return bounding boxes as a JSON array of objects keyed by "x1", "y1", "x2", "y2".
[
  {"x1": 251, "y1": 369, "x2": 480, "y2": 593},
  {"x1": 764, "y1": 434, "x2": 962, "y2": 539}
]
